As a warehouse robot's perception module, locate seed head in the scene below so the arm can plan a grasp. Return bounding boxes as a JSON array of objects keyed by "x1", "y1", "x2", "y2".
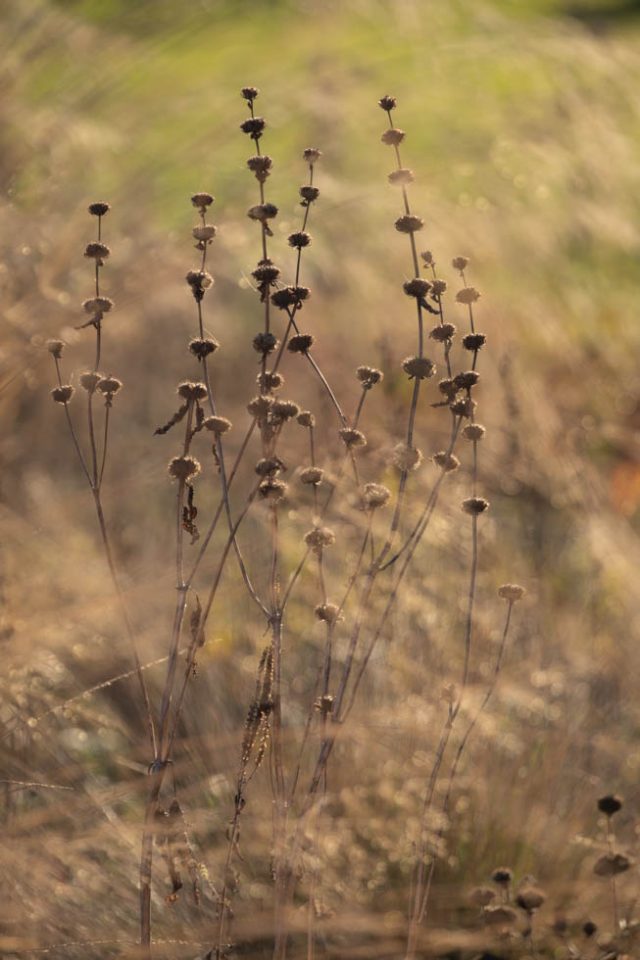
[
  {"x1": 463, "y1": 332, "x2": 486, "y2": 352},
  {"x1": 454, "y1": 370, "x2": 480, "y2": 390},
  {"x1": 303, "y1": 147, "x2": 322, "y2": 165},
  {"x1": 189, "y1": 337, "x2": 219, "y2": 360},
  {"x1": 271, "y1": 285, "x2": 310, "y2": 309},
  {"x1": 257, "y1": 370, "x2": 284, "y2": 393},
  {"x1": 241, "y1": 86, "x2": 259, "y2": 101},
  {"x1": 97, "y1": 376, "x2": 122, "y2": 398},
  {"x1": 515, "y1": 887, "x2": 546, "y2": 913},
  {"x1": 304, "y1": 526, "x2": 336, "y2": 551},
  {"x1": 430, "y1": 279, "x2": 447, "y2": 297},
  {"x1": 297, "y1": 410, "x2": 315, "y2": 428},
  {"x1": 88, "y1": 201, "x2": 110, "y2": 217},
  {"x1": 430, "y1": 323, "x2": 457, "y2": 343},
  {"x1": 288, "y1": 334, "x2": 314, "y2": 354},
  {"x1": 168, "y1": 456, "x2": 201, "y2": 482},
  {"x1": 51, "y1": 385, "x2": 74, "y2": 404},
  {"x1": 392, "y1": 444, "x2": 423, "y2": 472},
  {"x1": 79, "y1": 371, "x2": 102, "y2": 393},
  {"x1": 438, "y1": 378, "x2": 458, "y2": 401},
  {"x1": 84, "y1": 242, "x2": 110, "y2": 263},
  {"x1": 315, "y1": 603, "x2": 343, "y2": 624},
  {"x1": 403, "y1": 278, "x2": 431, "y2": 298},
  {"x1": 450, "y1": 396, "x2": 476, "y2": 418},
  {"x1": 192, "y1": 224, "x2": 217, "y2": 243},
  {"x1": 272, "y1": 399, "x2": 300, "y2": 422},
  {"x1": 598, "y1": 794, "x2": 623, "y2": 817},
  {"x1": 388, "y1": 168, "x2": 414, "y2": 185},
  {"x1": 299, "y1": 185, "x2": 320, "y2": 204},
  {"x1": 491, "y1": 867, "x2": 513, "y2": 887},
  {"x1": 248, "y1": 202, "x2": 278, "y2": 223},
  {"x1": 356, "y1": 366, "x2": 383, "y2": 389},
  {"x1": 253, "y1": 332, "x2": 278, "y2": 355},
  {"x1": 395, "y1": 214, "x2": 423, "y2": 234},
  {"x1": 594, "y1": 852, "x2": 632, "y2": 876},
  {"x1": 583, "y1": 921, "x2": 597, "y2": 938},
  {"x1": 463, "y1": 423, "x2": 486, "y2": 441},
  {"x1": 204, "y1": 416, "x2": 232, "y2": 435},
  {"x1": 339, "y1": 427, "x2": 367, "y2": 449},
  {"x1": 259, "y1": 478, "x2": 287, "y2": 502},
  {"x1": 362, "y1": 482, "x2": 391, "y2": 510},
  {"x1": 378, "y1": 95, "x2": 397, "y2": 112},
  {"x1": 247, "y1": 395, "x2": 274, "y2": 421},
  {"x1": 186, "y1": 270, "x2": 214, "y2": 302},
  {"x1": 433, "y1": 451, "x2": 460, "y2": 472},
  {"x1": 402, "y1": 356, "x2": 435, "y2": 380},
  {"x1": 498, "y1": 583, "x2": 526, "y2": 602},
  {"x1": 300, "y1": 466, "x2": 324, "y2": 486},
  {"x1": 191, "y1": 192, "x2": 214, "y2": 211},
  {"x1": 381, "y1": 128, "x2": 404, "y2": 146},
  {"x1": 456, "y1": 286, "x2": 481, "y2": 305},
  {"x1": 255, "y1": 457, "x2": 285, "y2": 477},
  {"x1": 288, "y1": 231, "x2": 311, "y2": 249},
  {"x1": 421, "y1": 250, "x2": 434, "y2": 266},
  {"x1": 462, "y1": 497, "x2": 490, "y2": 516},
  {"x1": 83, "y1": 296, "x2": 113, "y2": 315},
  {"x1": 247, "y1": 155, "x2": 272, "y2": 182},
  {"x1": 47, "y1": 339, "x2": 65, "y2": 358},
  {"x1": 240, "y1": 116, "x2": 265, "y2": 139},
  {"x1": 178, "y1": 381, "x2": 208, "y2": 402},
  {"x1": 252, "y1": 259, "x2": 280, "y2": 284},
  {"x1": 452, "y1": 256, "x2": 470, "y2": 271}
]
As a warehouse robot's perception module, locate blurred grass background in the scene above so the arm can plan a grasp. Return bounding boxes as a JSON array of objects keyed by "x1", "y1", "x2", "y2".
[{"x1": 3, "y1": 0, "x2": 640, "y2": 956}]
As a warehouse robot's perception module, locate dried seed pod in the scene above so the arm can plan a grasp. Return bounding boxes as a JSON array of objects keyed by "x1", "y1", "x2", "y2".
[
  {"x1": 462, "y1": 423, "x2": 486, "y2": 442},
  {"x1": 339, "y1": 428, "x2": 367, "y2": 449},
  {"x1": 450, "y1": 396, "x2": 476, "y2": 418},
  {"x1": 270, "y1": 285, "x2": 310, "y2": 309},
  {"x1": 402, "y1": 356, "x2": 435, "y2": 380},
  {"x1": 315, "y1": 603, "x2": 343, "y2": 624},
  {"x1": 462, "y1": 497, "x2": 490, "y2": 516},
  {"x1": 241, "y1": 86, "x2": 259, "y2": 101},
  {"x1": 189, "y1": 338, "x2": 219, "y2": 360},
  {"x1": 272, "y1": 399, "x2": 300, "y2": 422},
  {"x1": 304, "y1": 526, "x2": 336, "y2": 551},
  {"x1": 300, "y1": 467, "x2": 324, "y2": 486},
  {"x1": 403, "y1": 278, "x2": 431, "y2": 298},
  {"x1": 433, "y1": 451, "x2": 460, "y2": 472},
  {"x1": 84, "y1": 242, "x2": 110, "y2": 262},
  {"x1": 240, "y1": 116, "x2": 266, "y2": 139},
  {"x1": 430, "y1": 279, "x2": 447, "y2": 296},
  {"x1": 255, "y1": 457, "x2": 284, "y2": 477},
  {"x1": 185, "y1": 270, "x2": 214, "y2": 302},
  {"x1": 491, "y1": 867, "x2": 513, "y2": 887},
  {"x1": 259, "y1": 478, "x2": 287, "y2": 502},
  {"x1": 395, "y1": 214, "x2": 423, "y2": 234},
  {"x1": 204, "y1": 416, "x2": 232, "y2": 435},
  {"x1": 388, "y1": 168, "x2": 414, "y2": 185},
  {"x1": 598, "y1": 795, "x2": 623, "y2": 817},
  {"x1": 382, "y1": 128, "x2": 405, "y2": 146},
  {"x1": 299, "y1": 185, "x2": 319, "y2": 203},
  {"x1": 498, "y1": 583, "x2": 526, "y2": 602},
  {"x1": 252, "y1": 332, "x2": 278, "y2": 355},
  {"x1": 177, "y1": 381, "x2": 207, "y2": 402},
  {"x1": 456, "y1": 286, "x2": 481, "y2": 304},
  {"x1": 287, "y1": 334, "x2": 314, "y2": 354},
  {"x1": 462, "y1": 333, "x2": 486, "y2": 351},
  {"x1": 288, "y1": 231, "x2": 311, "y2": 249},
  {"x1": 593, "y1": 852, "x2": 632, "y2": 877},
  {"x1": 192, "y1": 225, "x2": 216, "y2": 243},
  {"x1": 378, "y1": 95, "x2": 397, "y2": 111},
  {"x1": 51, "y1": 385, "x2": 74, "y2": 403},
  {"x1": 191, "y1": 192, "x2": 214, "y2": 210},
  {"x1": 168, "y1": 456, "x2": 201, "y2": 482},
  {"x1": 247, "y1": 156, "x2": 272, "y2": 182},
  {"x1": 247, "y1": 395, "x2": 274, "y2": 420},
  {"x1": 362, "y1": 482, "x2": 391, "y2": 509},
  {"x1": 79, "y1": 371, "x2": 102, "y2": 393},
  {"x1": 88, "y1": 201, "x2": 110, "y2": 217},
  {"x1": 356, "y1": 366, "x2": 383, "y2": 389},
  {"x1": 454, "y1": 370, "x2": 480, "y2": 390},
  {"x1": 297, "y1": 410, "x2": 315, "y2": 428},
  {"x1": 257, "y1": 371, "x2": 284, "y2": 392},
  {"x1": 303, "y1": 147, "x2": 322, "y2": 164},
  {"x1": 452, "y1": 256, "x2": 470, "y2": 271},
  {"x1": 515, "y1": 887, "x2": 546, "y2": 913},
  {"x1": 430, "y1": 323, "x2": 457, "y2": 343},
  {"x1": 392, "y1": 444, "x2": 423, "y2": 472},
  {"x1": 83, "y1": 296, "x2": 113, "y2": 314},
  {"x1": 97, "y1": 376, "x2": 122, "y2": 398},
  {"x1": 47, "y1": 339, "x2": 65, "y2": 358}
]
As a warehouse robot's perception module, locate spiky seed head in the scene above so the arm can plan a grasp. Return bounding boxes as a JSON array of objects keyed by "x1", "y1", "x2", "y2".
[
  {"x1": 450, "y1": 396, "x2": 476, "y2": 418},
  {"x1": 403, "y1": 278, "x2": 431, "y2": 298},
  {"x1": 598, "y1": 794, "x2": 623, "y2": 817},
  {"x1": 247, "y1": 155, "x2": 272, "y2": 181},
  {"x1": 491, "y1": 867, "x2": 513, "y2": 887},
  {"x1": 257, "y1": 371, "x2": 284, "y2": 392},
  {"x1": 191, "y1": 192, "x2": 214, "y2": 210},
  {"x1": 381, "y1": 128, "x2": 405, "y2": 146},
  {"x1": 271, "y1": 285, "x2": 310, "y2": 309},
  {"x1": 452, "y1": 256, "x2": 470, "y2": 271},
  {"x1": 430, "y1": 323, "x2": 457, "y2": 343},
  {"x1": 462, "y1": 333, "x2": 487, "y2": 351},
  {"x1": 392, "y1": 444, "x2": 423, "y2": 472},
  {"x1": 315, "y1": 603, "x2": 343, "y2": 624},
  {"x1": 299, "y1": 185, "x2": 320, "y2": 203},
  {"x1": 252, "y1": 332, "x2": 278, "y2": 355},
  {"x1": 204, "y1": 416, "x2": 232, "y2": 435},
  {"x1": 83, "y1": 296, "x2": 113, "y2": 315},
  {"x1": 402, "y1": 356, "x2": 435, "y2": 380},
  {"x1": 192, "y1": 225, "x2": 216, "y2": 243},
  {"x1": 462, "y1": 497, "x2": 490, "y2": 516},
  {"x1": 79, "y1": 371, "x2": 102, "y2": 393},
  {"x1": 51, "y1": 385, "x2": 74, "y2": 403},
  {"x1": 430, "y1": 279, "x2": 447, "y2": 296},
  {"x1": 259, "y1": 478, "x2": 287, "y2": 502},
  {"x1": 288, "y1": 231, "x2": 311, "y2": 249},
  {"x1": 297, "y1": 410, "x2": 315, "y2": 428},
  {"x1": 288, "y1": 334, "x2": 314, "y2": 354},
  {"x1": 304, "y1": 526, "x2": 336, "y2": 551},
  {"x1": 362, "y1": 482, "x2": 391, "y2": 510},
  {"x1": 454, "y1": 370, "x2": 480, "y2": 390},
  {"x1": 255, "y1": 457, "x2": 284, "y2": 477},
  {"x1": 97, "y1": 376, "x2": 122, "y2": 397},
  {"x1": 303, "y1": 147, "x2": 322, "y2": 164},
  {"x1": 498, "y1": 583, "x2": 526, "y2": 602},
  {"x1": 84, "y1": 242, "x2": 110, "y2": 262},
  {"x1": 421, "y1": 250, "x2": 434, "y2": 266},
  {"x1": 247, "y1": 202, "x2": 278, "y2": 222},
  {"x1": 395, "y1": 214, "x2": 423, "y2": 234},
  {"x1": 339, "y1": 427, "x2": 367, "y2": 449},
  {"x1": 300, "y1": 466, "x2": 324, "y2": 486},
  {"x1": 241, "y1": 86, "x2": 259, "y2": 101},
  {"x1": 177, "y1": 381, "x2": 207, "y2": 401},
  {"x1": 252, "y1": 259, "x2": 280, "y2": 284},
  {"x1": 433, "y1": 451, "x2": 460, "y2": 472},
  {"x1": 378, "y1": 94, "x2": 397, "y2": 111},
  {"x1": 47, "y1": 339, "x2": 65, "y2": 358},
  {"x1": 463, "y1": 423, "x2": 486, "y2": 441},
  {"x1": 356, "y1": 366, "x2": 384, "y2": 389},
  {"x1": 168, "y1": 456, "x2": 201, "y2": 482},
  {"x1": 88, "y1": 201, "x2": 110, "y2": 217},
  {"x1": 185, "y1": 270, "x2": 214, "y2": 302},
  {"x1": 456, "y1": 286, "x2": 481, "y2": 304},
  {"x1": 247, "y1": 395, "x2": 274, "y2": 420},
  {"x1": 240, "y1": 116, "x2": 265, "y2": 139},
  {"x1": 438, "y1": 378, "x2": 458, "y2": 400},
  {"x1": 515, "y1": 888, "x2": 546, "y2": 913},
  {"x1": 272, "y1": 399, "x2": 300, "y2": 422},
  {"x1": 189, "y1": 337, "x2": 219, "y2": 360},
  {"x1": 388, "y1": 168, "x2": 414, "y2": 185}
]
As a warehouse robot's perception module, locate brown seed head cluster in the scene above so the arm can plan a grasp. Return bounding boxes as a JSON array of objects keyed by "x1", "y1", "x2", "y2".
[
  {"x1": 168, "y1": 456, "x2": 201, "y2": 482},
  {"x1": 304, "y1": 526, "x2": 336, "y2": 551},
  {"x1": 497, "y1": 583, "x2": 526, "y2": 602},
  {"x1": 339, "y1": 427, "x2": 367, "y2": 450},
  {"x1": 402, "y1": 356, "x2": 435, "y2": 380},
  {"x1": 362, "y1": 482, "x2": 391, "y2": 510},
  {"x1": 356, "y1": 366, "x2": 383, "y2": 389}
]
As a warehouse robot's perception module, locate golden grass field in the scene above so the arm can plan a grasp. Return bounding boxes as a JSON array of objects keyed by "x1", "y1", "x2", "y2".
[{"x1": 2, "y1": 1, "x2": 640, "y2": 957}]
